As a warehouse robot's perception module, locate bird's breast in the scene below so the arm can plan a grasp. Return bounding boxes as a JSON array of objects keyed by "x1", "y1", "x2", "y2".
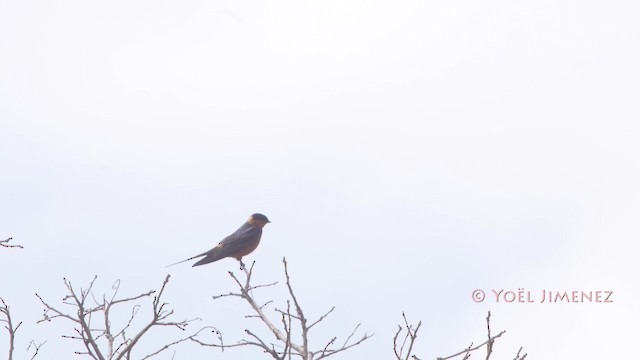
[{"x1": 231, "y1": 238, "x2": 261, "y2": 260}]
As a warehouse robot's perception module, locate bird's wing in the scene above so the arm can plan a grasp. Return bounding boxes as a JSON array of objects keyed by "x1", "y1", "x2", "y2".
[{"x1": 192, "y1": 225, "x2": 262, "y2": 266}]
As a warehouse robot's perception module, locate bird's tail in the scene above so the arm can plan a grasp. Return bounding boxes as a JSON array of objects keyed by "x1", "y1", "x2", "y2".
[{"x1": 165, "y1": 253, "x2": 206, "y2": 268}]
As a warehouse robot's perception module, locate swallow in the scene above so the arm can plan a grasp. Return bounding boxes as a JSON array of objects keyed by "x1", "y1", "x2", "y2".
[{"x1": 166, "y1": 213, "x2": 270, "y2": 268}]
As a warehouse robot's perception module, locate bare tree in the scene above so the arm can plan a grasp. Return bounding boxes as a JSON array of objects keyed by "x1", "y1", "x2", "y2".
[
  {"x1": 195, "y1": 258, "x2": 372, "y2": 360},
  {"x1": 4, "y1": 235, "x2": 525, "y2": 360},
  {"x1": 1, "y1": 298, "x2": 45, "y2": 360},
  {"x1": 35, "y1": 274, "x2": 216, "y2": 359},
  {"x1": 0, "y1": 237, "x2": 22, "y2": 249},
  {"x1": 393, "y1": 311, "x2": 527, "y2": 360}
]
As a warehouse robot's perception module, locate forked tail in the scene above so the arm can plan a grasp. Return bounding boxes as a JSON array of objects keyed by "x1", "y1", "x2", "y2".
[{"x1": 165, "y1": 252, "x2": 206, "y2": 268}]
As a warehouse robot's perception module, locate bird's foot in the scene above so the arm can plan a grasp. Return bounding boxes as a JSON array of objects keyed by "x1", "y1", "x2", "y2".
[{"x1": 239, "y1": 259, "x2": 246, "y2": 271}]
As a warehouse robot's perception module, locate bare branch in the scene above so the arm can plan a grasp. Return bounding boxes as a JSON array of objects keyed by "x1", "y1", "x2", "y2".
[
  {"x1": 393, "y1": 312, "x2": 422, "y2": 360},
  {"x1": 0, "y1": 237, "x2": 23, "y2": 249},
  {"x1": 434, "y1": 311, "x2": 519, "y2": 360},
  {"x1": 35, "y1": 275, "x2": 213, "y2": 359},
  {"x1": 221, "y1": 263, "x2": 303, "y2": 355},
  {"x1": 1, "y1": 297, "x2": 46, "y2": 359},
  {"x1": 189, "y1": 326, "x2": 240, "y2": 352},
  {"x1": 282, "y1": 257, "x2": 309, "y2": 356},
  {"x1": 213, "y1": 258, "x2": 372, "y2": 360},
  {"x1": 485, "y1": 311, "x2": 494, "y2": 360},
  {"x1": 315, "y1": 322, "x2": 371, "y2": 360},
  {"x1": 210, "y1": 258, "x2": 372, "y2": 360},
  {"x1": 513, "y1": 346, "x2": 528, "y2": 360},
  {"x1": 27, "y1": 340, "x2": 47, "y2": 360},
  {"x1": 394, "y1": 311, "x2": 526, "y2": 360},
  {"x1": 1, "y1": 297, "x2": 22, "y2": 360},
  {"x1": 308, "y1": 306, "x2": 335, "y2": 329},
  {"x1": 437, "y1": 332, "x2": 506, "y2": 360},
  {"x1": 140, "y1": 327, "x2": 214, "y2": 360}
]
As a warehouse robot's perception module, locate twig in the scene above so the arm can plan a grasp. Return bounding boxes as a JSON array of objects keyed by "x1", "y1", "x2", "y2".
[
  {"x1": 395, "y1": 311, "x2": 525, "y2": 360},
  {"x1": 1, "y1": 297, "x2": 22, "y2": 360},
  {"x1": 0, "y1": 237, "x2": 23, "y2": 249},
  {"x1": 437, "y1": 311, "x2": 511, "y2": 360},
  {"x1": 393, "y1": 312, "x2": 421, "y2": 360},
  {"x1": 513, "y1": 346, "x2": 528, "y2": 360},
  {"x1": 27, "y1": 340, "x2": 47, "y2": 360}
]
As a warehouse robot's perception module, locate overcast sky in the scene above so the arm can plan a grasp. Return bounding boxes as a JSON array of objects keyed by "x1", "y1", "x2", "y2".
[{"x1": 1, "y1": 0, "x2": 639, "y2": 358}]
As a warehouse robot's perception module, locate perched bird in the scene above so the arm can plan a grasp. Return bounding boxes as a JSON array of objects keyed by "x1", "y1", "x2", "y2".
[{"x1": 166, "y1": 213, "x2": 270, "y2": 268}]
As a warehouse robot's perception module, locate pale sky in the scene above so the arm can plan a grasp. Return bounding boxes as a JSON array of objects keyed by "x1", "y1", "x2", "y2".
[{"x1": 1, "y1": 0, "x2": 639, "y2": 359}]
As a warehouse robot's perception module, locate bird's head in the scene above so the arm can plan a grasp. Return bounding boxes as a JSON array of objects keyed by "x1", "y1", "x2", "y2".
[{"x1": 248, "y1": 213, "x2": 271, "y2": 228}]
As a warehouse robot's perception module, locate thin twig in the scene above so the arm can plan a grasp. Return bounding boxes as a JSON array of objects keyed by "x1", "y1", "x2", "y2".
[
  {"x1": 437, "y1": 311, "x2": 508, "y2": 360},
  {"x1": 27, "y1": 340, "x2": 47, "y2": 360},
  {"x1": 392, "y1": 312, "x2": 421, "y2": 360},
  {"x1": 1, "y1": 297, "x2": 22, "y2": 360},
  {"x1": 0, "y1": 237, "x2": 23, "y2": 249}
]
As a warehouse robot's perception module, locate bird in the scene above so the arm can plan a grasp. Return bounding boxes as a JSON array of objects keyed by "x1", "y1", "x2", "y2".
[{"x1": 166, "y1": 213, "x2": 270, "y2": 269}]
